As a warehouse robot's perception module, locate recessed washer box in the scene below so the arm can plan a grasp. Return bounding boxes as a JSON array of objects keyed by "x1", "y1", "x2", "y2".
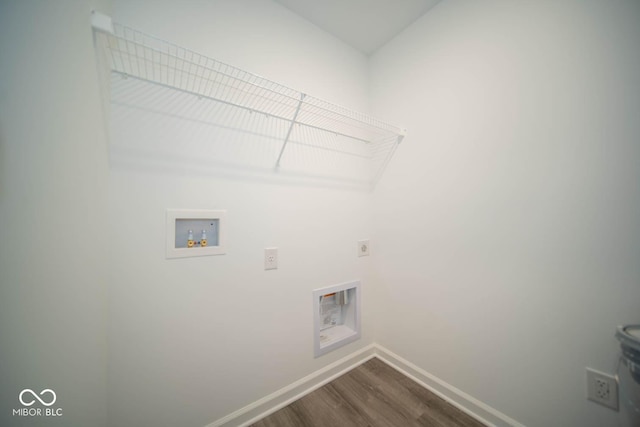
[
  {"x1": 313, "y1": 280, "x2": 361, "y2": 357},
  {"x1": 166, "y1": 209, "x2": 226, "y2": 259}
]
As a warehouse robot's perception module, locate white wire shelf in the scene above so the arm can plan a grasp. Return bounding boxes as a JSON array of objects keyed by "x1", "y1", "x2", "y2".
[{"x1": 92, "y1": 12, "x2": 405, "y2": 186}]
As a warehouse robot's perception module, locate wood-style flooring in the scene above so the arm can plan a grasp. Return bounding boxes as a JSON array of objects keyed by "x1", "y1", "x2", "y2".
[{"x1": 251, "y1": 357, "x2": 486, "y2": 427}]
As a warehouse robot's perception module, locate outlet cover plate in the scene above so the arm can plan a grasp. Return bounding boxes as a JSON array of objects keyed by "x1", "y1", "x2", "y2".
[
  {"x1": 357, "y1": 239, "x2": 370, "y2": 257},
  {"x1": 586, "y1": 367, "x2": 618, "y2": 410},
  {"x1": 264, "y1": 247, "x2": 278, "y2": 270}
]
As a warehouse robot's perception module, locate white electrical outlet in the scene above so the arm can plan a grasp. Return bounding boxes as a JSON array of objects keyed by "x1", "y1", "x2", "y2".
[
  {"x1": 264, "y1": 247, "x2": 278, "y2": 270},
  {"x1": 586, "y1": 368, "x2": 618, "y2": 410},
  {"x1": 357, "y1": 239, "x2": 370, "y2": 257}
]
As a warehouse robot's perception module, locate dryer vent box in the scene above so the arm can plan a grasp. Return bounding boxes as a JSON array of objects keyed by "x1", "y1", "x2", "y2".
[{"x1": 313, "y1": 280, "x2": 361, "y2": 357}]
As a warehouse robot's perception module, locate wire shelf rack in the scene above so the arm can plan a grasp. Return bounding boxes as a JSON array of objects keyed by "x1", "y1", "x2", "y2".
[{"x1": 92, "y1": 13, "x2": 405, "y2": 186}]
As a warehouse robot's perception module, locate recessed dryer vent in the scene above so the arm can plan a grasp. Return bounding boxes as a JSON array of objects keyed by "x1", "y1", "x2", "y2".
[{"x1": 313, "y1": 281, "x2": 361, "y2": 357}]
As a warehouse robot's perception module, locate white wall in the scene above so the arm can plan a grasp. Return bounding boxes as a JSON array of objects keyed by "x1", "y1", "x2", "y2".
[
  {"x1": 370, "y1": 1, "x2": 640, "y2": 426},
  {"x1": 108, "y1": 1, "x2": 374, "y2": 426},
  {"x1": 6, "y1": 2, "x2": 638, "y2": 426},
  {"x1": 0, "y1": 1, "x2": 110, "y2": 426}
]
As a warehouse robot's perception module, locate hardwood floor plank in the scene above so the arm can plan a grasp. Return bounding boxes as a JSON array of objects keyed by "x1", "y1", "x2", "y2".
[
  {"x1": 330, "y1": 368, "x2": 421, "y2": 427},
  {"x1": 357, "y1": 359, "x2": 433, "y2": 418},
  {"x1": 291, "y1": 384, "x2": 371, "y2": 427},
  {"x1": 250, "y1": 358, "x2": 487, "y2": 427}
]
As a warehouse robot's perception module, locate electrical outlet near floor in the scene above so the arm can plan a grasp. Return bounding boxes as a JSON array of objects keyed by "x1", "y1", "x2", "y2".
[
  {"x1": 586, "y1": 367, "x2": 618, "y2": 410},
  {"x1": 264, "y1": 247, "x2": 278, "y2": 270}
]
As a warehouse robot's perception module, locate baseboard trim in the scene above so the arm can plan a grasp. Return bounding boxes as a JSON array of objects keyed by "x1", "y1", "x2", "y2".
[
  {"x1": 205, "y1": 344, "x2": 376, "y2": 427},
  {"x1": 205, "y1": 343, "x2": 524, "y2": 427},
  {"x1": 373, "y1": 344, "x2": 525, "y2": 427}
]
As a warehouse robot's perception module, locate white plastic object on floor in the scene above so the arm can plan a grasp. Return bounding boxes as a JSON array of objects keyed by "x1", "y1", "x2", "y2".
[{"x1": 616, "y1": 325, "x2": 640, "y2": 427}]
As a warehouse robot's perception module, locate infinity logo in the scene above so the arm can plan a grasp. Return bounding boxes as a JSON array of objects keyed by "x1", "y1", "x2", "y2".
[{"x1": 19, "y1": 389, "x2": 57, "y2": 407}]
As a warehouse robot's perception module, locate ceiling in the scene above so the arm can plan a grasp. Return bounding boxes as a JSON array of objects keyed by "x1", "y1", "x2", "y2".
[{"x1": 273, "y1": 0, "x2": 441, "y2": 55}]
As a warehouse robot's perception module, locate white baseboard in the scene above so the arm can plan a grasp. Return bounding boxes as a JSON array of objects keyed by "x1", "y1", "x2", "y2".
[
  {"x1": 205, "y1": 343, "x2": 524, "y2": 427},
  {"x1": 373, "y1": 344, "x2": 525, "y2": 427},
  {"x1": 205, "y1": 344, "x2": 376, "y2": 427}
]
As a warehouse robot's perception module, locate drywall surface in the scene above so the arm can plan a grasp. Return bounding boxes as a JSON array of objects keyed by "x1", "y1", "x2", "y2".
[
  {"x1": 370, "y1": 1, "x2": 640, "y2": 426},
  {"x1": 108, "y1": 1, "x2": 373, "y2": 426},
  {"x1": 0, "y1": 0, "x2": 111, "y2": 426}
]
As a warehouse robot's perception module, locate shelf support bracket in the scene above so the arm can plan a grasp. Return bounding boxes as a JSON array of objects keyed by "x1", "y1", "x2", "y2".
[
  {"x1": 91, "y1": 10, "x2": 114, "y2": 34},
  {"x1": 371, "y1": 130, "x2": 406, "y2": 187},
  {"x1": 275, "y1": 93, "x2": 306, "y2": 169}
]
